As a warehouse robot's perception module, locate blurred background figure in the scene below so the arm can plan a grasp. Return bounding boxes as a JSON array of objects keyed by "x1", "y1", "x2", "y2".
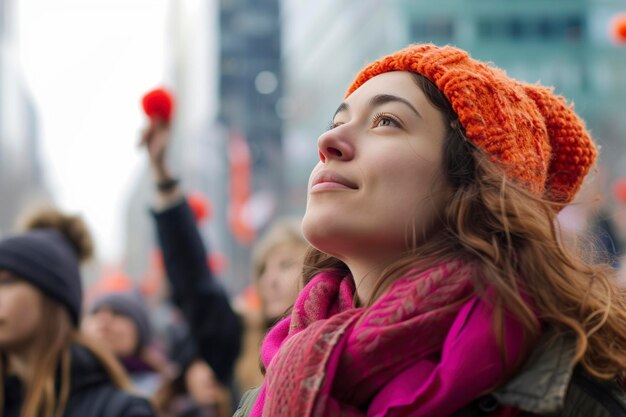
[
  {"x1": 154, "y1": 325, "x2": 232, "y2": 417},
  {"x1": 82, "y1": 291, "x2": 169, "y2": 397},
  {"x1": 140, "y1": 113, "x2": 308, "y2": 397},
  {"x1": 233, "y1": 219, "x2": 307, "y2": 391},
  {"x1": 557, "y1": 168, "x2": 624, "y2": 268},
  {"x1": 611, "y1": 177, "x2": 626, "y2": 284},
  {"x1": 0, "y1": 208, "x2": 154, "y2": 417},
  {"x1": 141, "y1": 117, "x2": 242, "y2": 411},
  {"x1": 251, "y1": 219, "x2": 306, "y2": 323}
]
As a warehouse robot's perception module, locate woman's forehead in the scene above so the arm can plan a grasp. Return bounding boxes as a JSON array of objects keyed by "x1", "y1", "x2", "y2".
[
  {"x1": 348, "y1": 71, "x2": 417, "y2": 97},
  {"x1": 340, "y1": 71, "x2": 434, "y2": 117}
]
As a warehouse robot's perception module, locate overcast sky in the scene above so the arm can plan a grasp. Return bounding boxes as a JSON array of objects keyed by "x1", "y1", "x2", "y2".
[{"x1": 17, "y1": 0, "x2": 169, "y2": 263}]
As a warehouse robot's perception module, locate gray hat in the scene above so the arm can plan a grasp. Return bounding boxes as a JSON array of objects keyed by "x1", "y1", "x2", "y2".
[{"x1": 90, "y1": 292, "x2": 152, "y2": 353}]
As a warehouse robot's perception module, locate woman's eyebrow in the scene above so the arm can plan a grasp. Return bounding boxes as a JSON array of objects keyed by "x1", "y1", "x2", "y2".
[
  {"x1": 333, "y1": 102, "x2": 349, "y2": 119},
  {"x1": 369, "y1": 94, "x2": 422, "y2": 119},
  {"x1": 333, "y1": 94, "x2": 423, "y2": 120}
]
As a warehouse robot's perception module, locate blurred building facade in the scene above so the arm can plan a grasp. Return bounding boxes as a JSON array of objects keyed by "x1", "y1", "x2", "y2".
[
  {"x1": 398, "y1": 0, "x2": 626, "y2": 183},
  {"x1": 279, "y1": 0, "x2": 407, "y2": 211},
  {"x1": 281, "y1": 0, "x2": 626, "y2": 206},
  {"x1": 124, "y1": 0, "x2": 285, "y2": 295},
  {"x1": 217, "y1": 0, "x2": 284, "y2": 292},
  {"x1": 124, "y1": 0, "x2": 223, "y2": 285},
  {"x1": 0, "y1": 0, "x2": 49, "y2": 235}
]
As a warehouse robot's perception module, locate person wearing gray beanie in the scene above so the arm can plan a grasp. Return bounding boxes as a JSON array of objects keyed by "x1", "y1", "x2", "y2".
[
  {"x1": 88, "y1": 292, "x2": 153, "y2": 354},
  {"x1": 83, "y1": 290, "x2": 169, "y2": 397}
]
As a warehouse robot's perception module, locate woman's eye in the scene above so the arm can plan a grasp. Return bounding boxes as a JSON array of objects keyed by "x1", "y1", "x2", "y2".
[
  {"x1": 373, "y1": 113, "x2": 400, "y2": 128},
  {"x1": 327, "y1": 121, "x2": 342, "y2": 131}
]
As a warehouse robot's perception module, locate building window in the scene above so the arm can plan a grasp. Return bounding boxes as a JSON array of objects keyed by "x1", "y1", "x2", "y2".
[
  {"x1": 410, "y1": 17, "x2": 455, "y2": 42},
  {"x1": 477, "y1": 15, "x2": 584, "y2": 42}
]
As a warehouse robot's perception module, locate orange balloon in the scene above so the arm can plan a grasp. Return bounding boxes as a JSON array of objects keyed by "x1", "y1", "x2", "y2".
[
  {"x1": 228, "y1": 130, "x2": 255, "y2": 245},
  {"x1": 97, "y1": 272, "x2": 133, "y2": 293},
  {"x1": 613, "y1": 178, "x2": 626, "y2": 203},
  {"x1": 85, "y1": 270, "x2": 134, "y2": 304},
  {"x1": 207, "y1": 252, "x2": 229, "y2": 275},
  {"x1": 187, "y1": 192, "x2": 213, "y2": 223},
  {"x1": 610, "y1": 13, "x2": 626, "y2": 44},
  {"x1": 240, "y1": 285, "x2": 262, "y2": 312}
]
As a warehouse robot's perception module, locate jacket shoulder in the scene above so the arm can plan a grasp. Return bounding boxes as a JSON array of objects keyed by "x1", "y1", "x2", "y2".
[
  {"x1": 65, "y1": 385, "x2": 156, "y2": 417},
  {"x1": 491, "y1": 334, "x2": 626, "y2": 417},
  {"x1": 558, "y1": 370, "x2": 626, "y2": 417},
  {"x1": 233, "y1": 387, "x2": 261, "y2": 417},
  {"x1": 105, "y1": 391, "x2": 155, "y2": 417}
]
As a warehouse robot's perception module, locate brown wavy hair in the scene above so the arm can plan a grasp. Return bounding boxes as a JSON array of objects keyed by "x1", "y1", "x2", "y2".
[{"x1": 302, "y1": 73, "x2": 626, "y2": 382}]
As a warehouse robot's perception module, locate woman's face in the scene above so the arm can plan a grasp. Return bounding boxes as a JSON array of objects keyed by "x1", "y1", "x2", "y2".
[
  {"x1": 0, "y1": 270, "x2": 44, "y2": 351},
  {"x1": 302, "y1": 71, "x2": 449, "y2": 266},
  {"x1": 82, "y1": 306, "x2": 139, "y2": 357},
  {"x1": 258, "y1": 243, "x2": 306, "y2": 320}
]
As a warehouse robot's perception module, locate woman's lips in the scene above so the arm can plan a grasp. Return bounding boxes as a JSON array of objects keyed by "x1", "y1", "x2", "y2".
[{"x1": 310, "y1": 170, "x2": 358, "y2": 192}]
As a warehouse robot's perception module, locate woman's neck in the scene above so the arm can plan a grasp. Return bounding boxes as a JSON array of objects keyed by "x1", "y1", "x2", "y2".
[{"x1": 345, "y1": 261, "x2": 389, "y2": 307}]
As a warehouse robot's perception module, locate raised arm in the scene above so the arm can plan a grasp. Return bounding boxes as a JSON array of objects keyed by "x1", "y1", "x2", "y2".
[{"x1": 141, "y1": 119, "x2": 242, "y2": 385}]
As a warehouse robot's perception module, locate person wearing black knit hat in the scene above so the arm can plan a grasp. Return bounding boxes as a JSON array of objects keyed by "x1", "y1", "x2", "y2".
[{"x1": 0, "y1": 208, "x2": 155, "y2": 417}]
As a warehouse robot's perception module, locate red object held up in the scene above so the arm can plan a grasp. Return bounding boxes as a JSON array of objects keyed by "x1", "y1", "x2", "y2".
[{"x1": 141, "y1": 87, "x2": 174, "y2": 122}]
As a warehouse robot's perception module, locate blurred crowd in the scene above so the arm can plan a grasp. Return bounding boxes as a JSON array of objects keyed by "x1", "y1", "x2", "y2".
[
  {"x1": 558, "y1": 172, "x2": 626, "y2": 277},
  {"x1": 3, "y1": 113, "x2": 626, "y2": 417},
  {"x1": 0, "y1": 115, "x2": 308, "y2": 417},
  {"x1": 0, "y1": 45, "x2": 626, "y2": 417}
]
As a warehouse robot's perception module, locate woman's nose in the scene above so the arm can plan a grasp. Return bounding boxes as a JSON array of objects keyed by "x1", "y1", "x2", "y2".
[{"x1": 317, "y1": 125, "x2": 355, "y2": 163}]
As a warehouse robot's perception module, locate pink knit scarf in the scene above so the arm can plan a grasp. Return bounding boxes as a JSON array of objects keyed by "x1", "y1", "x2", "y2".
[{"x1": 250, "y1": 260, "x2": 524, "y2": 417}]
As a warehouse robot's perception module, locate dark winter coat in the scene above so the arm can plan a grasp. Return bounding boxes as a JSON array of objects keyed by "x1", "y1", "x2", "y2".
[
  {"x1": 152, "y1": 200, "x2": 242, "y2": 387},
  {"x1": 3, "y1": 344, "x2": 155, "y2": 417}
]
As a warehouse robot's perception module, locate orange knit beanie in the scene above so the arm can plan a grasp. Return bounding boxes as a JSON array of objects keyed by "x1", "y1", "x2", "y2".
[{"x1": 346, "y1": 44, "x2": 596, "y2": 204}]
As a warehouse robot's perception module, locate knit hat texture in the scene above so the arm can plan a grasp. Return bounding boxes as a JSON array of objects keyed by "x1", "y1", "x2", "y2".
[
  {"x1": 90, "y1": 292, "x2": 152, "y2": 353},
  {"x1": 0, "y1": 230, "x2": 83, "y2": 325},
  {"x1": 346, "y1": 44, "x2": 597, "y2": 204}
]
